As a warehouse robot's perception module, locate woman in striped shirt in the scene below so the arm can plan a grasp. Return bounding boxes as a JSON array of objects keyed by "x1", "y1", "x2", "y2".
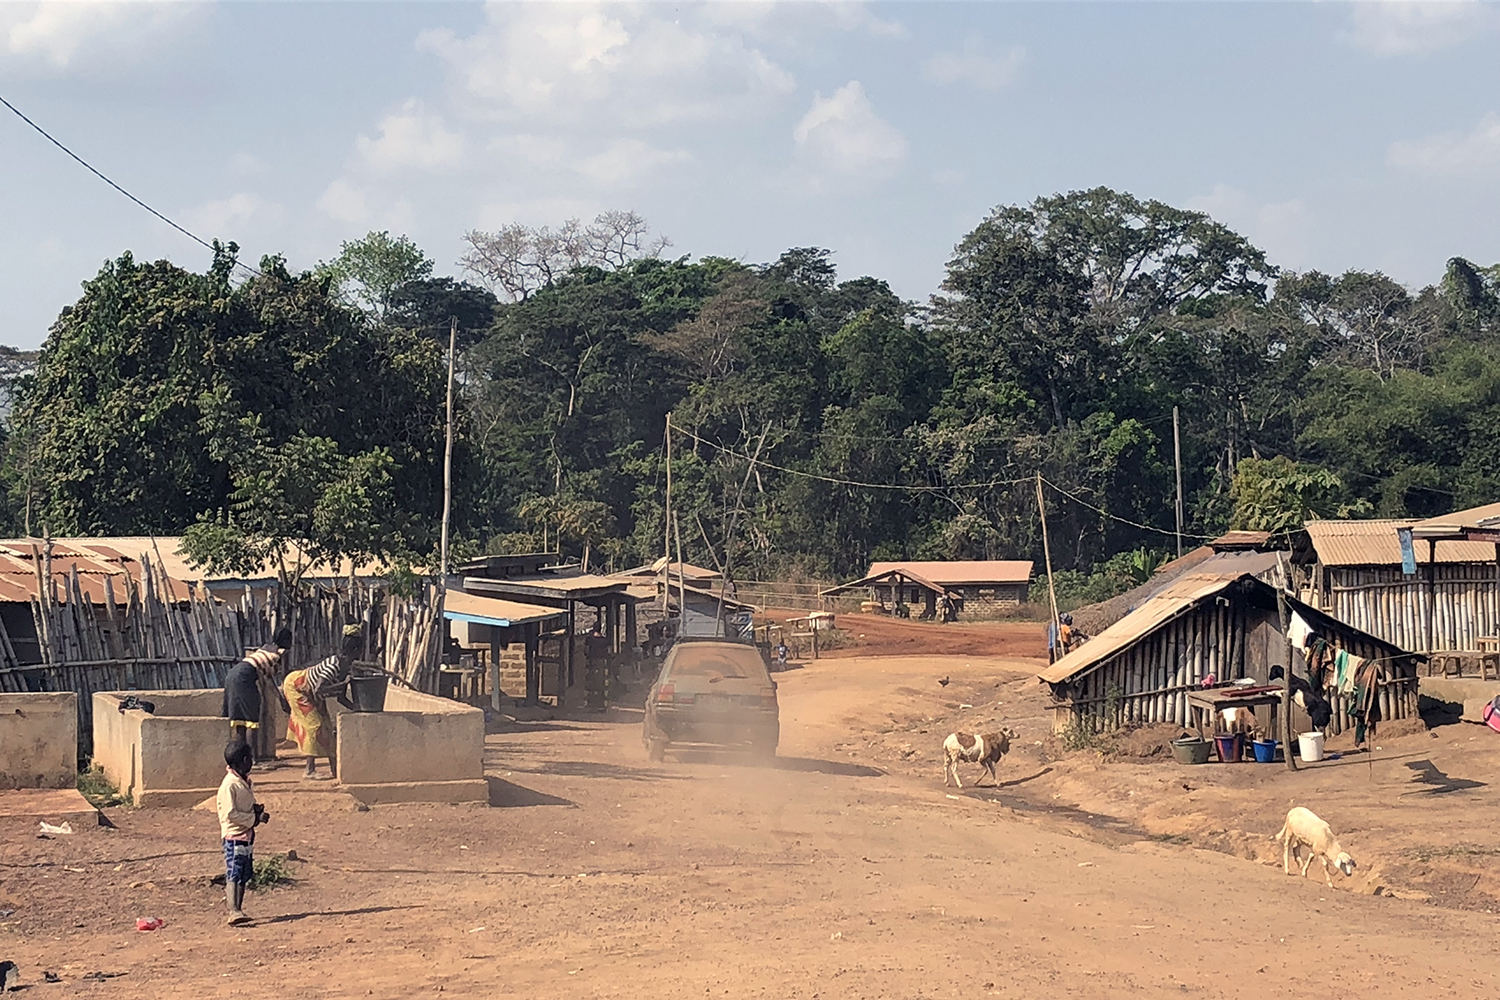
[{"x1": 282, "y1": 626, "x2": 362, "y2": 780}]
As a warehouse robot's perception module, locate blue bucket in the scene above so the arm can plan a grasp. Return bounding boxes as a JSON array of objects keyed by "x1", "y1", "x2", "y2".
[{"x1": 1252, "y1": 739, "x2": 1278, "y2": 763}]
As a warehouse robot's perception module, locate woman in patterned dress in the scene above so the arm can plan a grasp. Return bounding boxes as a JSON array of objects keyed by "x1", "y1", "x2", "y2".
[{"x1": 282, "y1": 625, "x2": 361, "y2": 780}]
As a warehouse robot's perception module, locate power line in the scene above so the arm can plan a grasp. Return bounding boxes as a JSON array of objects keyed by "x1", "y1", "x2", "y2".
[
  {"x1": 1041, "y1": 477, "x2": 1217, "y2": 543},
  {"x1": 0, "y1": 94, "x2": 261, "y2": 279},
  {"x1": 670, "y1": 424, "x2": 1034, "y2": 492}
]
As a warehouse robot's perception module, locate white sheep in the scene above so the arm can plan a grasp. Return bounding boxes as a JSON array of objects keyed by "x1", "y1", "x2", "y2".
[
  {"x1": 942, "y1": 728, "x2": 1018, "y2": 788},
  {"x1": 1274, "y1": 806, "x2": 1356, "y2": 887}
]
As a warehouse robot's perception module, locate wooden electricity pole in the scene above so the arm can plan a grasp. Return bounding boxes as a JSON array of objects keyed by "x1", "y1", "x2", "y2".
[
  {"x1": 1036, "y1": 473, "x2": 1060, "y2": 656},
  {"x1": 1173, "y1": 405, "x2": 1184, "y2": 559},
  {"x1": 1275, "y1": 552, "x2": 1299, "y2": 772},
  {"x1": 440, "y1": 317, "x2": 457, "y2": 589},
  {"x1": 663, "y1": 413, "x2": 673, "y2": 614}
]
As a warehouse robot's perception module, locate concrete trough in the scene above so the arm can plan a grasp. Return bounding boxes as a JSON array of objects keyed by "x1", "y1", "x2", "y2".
[
  {"x1": 91, "y1": 684, "x2": 486, "y2": 808},
  {"x1": 335, "y1": 685, "x2": 486, "y2": 805},
  {"x1": 1, "y1": 692, "x2": 79, "y2": 790},
  {"x1": 93, "y1": 690, "x2": 227, "y2": 808}
]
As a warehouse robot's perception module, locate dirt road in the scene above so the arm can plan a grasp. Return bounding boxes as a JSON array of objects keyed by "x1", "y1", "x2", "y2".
[{"x1": 2, "y1": 650, "x2": 1494, "y2": 998}]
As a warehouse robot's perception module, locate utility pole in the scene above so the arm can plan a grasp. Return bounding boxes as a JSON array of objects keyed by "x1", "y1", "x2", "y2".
[
  {"x1": 1036, "y1": 473, "x2": 1060, "y2": 658},
  {"x1": 1173, "y1": 406, "x2": 1184, "y2": 559},
  {"x1": 1275, "y1": 553, "x2": 1299, "y2": 772},
  {"x1": 663, "y1": 413, "x2": 673, "y2": 614},
  {"x1": 440, "y1": 317, "x2": 456, "y2": 589}
]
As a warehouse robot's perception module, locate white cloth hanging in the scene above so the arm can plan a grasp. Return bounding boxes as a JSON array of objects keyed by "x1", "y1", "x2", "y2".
[{"x1": 1287, "y1": 611, "x2": 1314, "y2": 652}]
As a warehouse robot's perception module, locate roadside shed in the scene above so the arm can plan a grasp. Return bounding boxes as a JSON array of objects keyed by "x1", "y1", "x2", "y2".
[
  {"x1": 1291, "y1": 517, "x2": 1498, "y2": 653},
  {"x1": 1040, "y1": 572, "x2": 1421, "y2": 736},
  {"x1": 461, "y1": 570, "x2": 642, "y2": 708}
]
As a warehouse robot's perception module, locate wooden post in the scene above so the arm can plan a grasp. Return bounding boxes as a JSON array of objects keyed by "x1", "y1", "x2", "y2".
[
  {"x1": 1275, "y1": 554, "x2": 1299, "y2": 772},
  {"x1": 663, "y1": 413, "x2": 673, "y2": 614},
  {"x1": 1425, "y1": 539, "x2": 1437, "y2": 653},
  {"x1": 1036, "y1": 474, "x2": 1060, "y2": 656},
  {"x1": 673, "y1": 512, "x2": 687, "y2": 635},
  {"x1": 440, "y1": 317, "x2": 456, "y2": 587},
  {"x1": 1172, "y1": 406, "x2": 1184, "y2": 559}
]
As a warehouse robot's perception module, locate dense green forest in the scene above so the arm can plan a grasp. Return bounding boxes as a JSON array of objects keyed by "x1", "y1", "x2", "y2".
[{"x1": 5, "y1": 188, "x2": 1499, "y2": 592}]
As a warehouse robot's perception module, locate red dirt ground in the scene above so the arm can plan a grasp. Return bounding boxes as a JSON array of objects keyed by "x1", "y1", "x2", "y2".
[{"x1": 3, "y1": 615, "x2": 1497, "y2": 998}]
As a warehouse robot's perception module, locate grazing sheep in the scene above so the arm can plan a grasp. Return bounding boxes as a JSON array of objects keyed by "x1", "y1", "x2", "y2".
[
  {"x1": 942, "y1": 728, "x2": 1018, "y2": 788},
  {"x1": 1274, "y1": 807, "x2": 1356, "y2": 887}
]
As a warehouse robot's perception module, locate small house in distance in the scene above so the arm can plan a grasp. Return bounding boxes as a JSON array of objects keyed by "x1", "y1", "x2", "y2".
[{"x1": 823, "y1": 560, "x2": 1033, "y2": 618}]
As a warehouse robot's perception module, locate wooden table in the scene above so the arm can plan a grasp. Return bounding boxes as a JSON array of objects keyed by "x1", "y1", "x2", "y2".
[
  {"x1": 1185, "y1": 686, "x2": 1286, "y2": 743},
  {"x1": 1479, "y1": 637, "x2": 1500, "y2": 682}
]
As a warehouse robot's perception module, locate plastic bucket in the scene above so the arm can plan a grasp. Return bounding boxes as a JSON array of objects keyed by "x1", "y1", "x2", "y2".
[
  {"x1": 1214, "y1": 733, "x2": 1244, "y2": 763},
  {"x1": 349, "y1": 672, "x2": 388, "y2": 713},
  {"x1": 1252, "y1": 739, "x2": 1278, "y2": 763},
  {"x1": 1297, "y1": 731, "x2": 1325, "y2": 762},
  {"x1": 1171, "y1": 737, "x2": 1212, "y2": 765}
]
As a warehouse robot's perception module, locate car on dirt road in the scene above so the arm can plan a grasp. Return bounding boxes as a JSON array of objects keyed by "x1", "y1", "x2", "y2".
[{"x1": 643, "y1": 637, "x2": 779, "y2": 761}]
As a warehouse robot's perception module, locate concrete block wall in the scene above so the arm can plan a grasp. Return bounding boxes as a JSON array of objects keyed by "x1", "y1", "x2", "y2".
[
  {"x1": 1, "y1": 692, "x2": 78, "y2": 789},
  {"x1": 498, "y1": 643, "x2": 527, "y2": 698},
  {"x1": 93, "y1": 690, "x2": 228, "y2": 807},
  {"x1": 336, "y1": 684, "x2": 486, "y2": 805}
]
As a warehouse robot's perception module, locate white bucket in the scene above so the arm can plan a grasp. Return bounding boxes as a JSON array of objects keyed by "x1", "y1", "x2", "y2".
[{"x1": 1298, "y1": 731, "x2": 1326, "y2": 762}]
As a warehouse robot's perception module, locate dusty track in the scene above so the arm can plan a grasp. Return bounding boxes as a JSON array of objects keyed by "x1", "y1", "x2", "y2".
[{"x1": 2, "y1": 642, "x2": 1496, "y2": 998}]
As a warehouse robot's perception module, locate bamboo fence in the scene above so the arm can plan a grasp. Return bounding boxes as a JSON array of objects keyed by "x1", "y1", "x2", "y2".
[{"x1": 0, "y1": 547, "x2": 446, "y2": 759}]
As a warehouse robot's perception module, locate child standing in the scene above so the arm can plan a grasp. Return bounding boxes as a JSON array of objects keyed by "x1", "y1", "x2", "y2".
[{"x1": 217, "y1": 741, "x2": 269, "y2": 925}]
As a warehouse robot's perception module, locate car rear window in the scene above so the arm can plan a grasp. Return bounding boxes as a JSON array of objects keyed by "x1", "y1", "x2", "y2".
[{"x1": 668, "y1": 644, "x2": 768, "y2": 681}]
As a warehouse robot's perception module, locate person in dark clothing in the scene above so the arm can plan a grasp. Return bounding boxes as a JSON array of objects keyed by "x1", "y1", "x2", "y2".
[{"x1": 222, "y1": 629, "x2": 293, "y2": 760}]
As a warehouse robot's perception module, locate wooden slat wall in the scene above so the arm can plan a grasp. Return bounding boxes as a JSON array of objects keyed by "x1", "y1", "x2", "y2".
[
  {"x1": 1327, "y1": 565, "x2": 1498, "y2": 652},
  {"x1": 0, "y1": 556, "x2": 447, "y2": 760}
]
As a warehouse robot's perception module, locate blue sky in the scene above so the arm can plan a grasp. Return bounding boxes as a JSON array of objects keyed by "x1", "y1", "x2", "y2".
[{"x1": 2, "y1": 1, "x2": 1498, "y2": 348}]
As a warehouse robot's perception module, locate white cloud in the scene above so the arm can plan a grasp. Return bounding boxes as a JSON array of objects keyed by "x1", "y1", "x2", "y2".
[
  {"x1": 1189, "y1": 184, "x2": 1312, "y2": 267},
  {"x1": 1342, "y1": 0, "x2": 1496, "y2": 56},
  {"x1": 924, "y1": 38, "x2": 1025, "y2": 90},
  {"x1": 574, "y1": 139, "x2": 690, "y2": 188},
  {"x1": 356, "y1": 99, "x2": 467, "y2": 173},
  {"x1": 1388, "y1": 112, "x2": 1500, "y2": 175},
  {"x1": 793, "y1": 81, "x2": 907, "y2": 178},
  {"x1": 418, "y1": 2, "x2": 795, "y2": 125},
  {"x1": 0, "y1": 0, "x2": 189, "y2": 68},
  {"x1": 317, "y1": 180, "x2": 372, "y2": 225},
  {"x1": 186, "y1": 193, "x2": 280, "y2": 236}
]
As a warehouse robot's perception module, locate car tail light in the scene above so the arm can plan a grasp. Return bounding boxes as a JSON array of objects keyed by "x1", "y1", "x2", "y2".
[
  {"x1": 759, "y1": 688, "x2": 777, "y2": 709},
  {"x1": 657, "y1": 683, "x2": 675, "y2": 704}
]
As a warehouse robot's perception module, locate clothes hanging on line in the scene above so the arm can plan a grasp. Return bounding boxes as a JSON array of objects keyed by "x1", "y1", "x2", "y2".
[{"x1": 1287, "y1": 611, "x2": 1314, "y2": 653}]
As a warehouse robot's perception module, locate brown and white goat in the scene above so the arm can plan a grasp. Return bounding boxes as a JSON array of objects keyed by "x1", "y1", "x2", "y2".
[{"x1": 942, "y1": 728, "x2": 1018, "y2": 788}]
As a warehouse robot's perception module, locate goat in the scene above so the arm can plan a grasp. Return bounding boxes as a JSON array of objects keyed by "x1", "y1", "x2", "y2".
[
  {"x1": 942, "y1": 728, "x2": 1018, "y2": 788},
  {"x1": 1274, "y1": 807, "x2": 1356, "y2": 887},
  {"x1": 1270, "y1": 666, "x2": 1333, "y2": 732},
  {"x1": 1219, "y1": 707, "x2": 1258, "y2": 735}
]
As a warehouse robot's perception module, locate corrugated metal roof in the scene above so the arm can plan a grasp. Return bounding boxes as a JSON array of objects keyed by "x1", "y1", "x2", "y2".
[
  {"x1": 1303, "y1": 519, "x2": 1494, "y2": 567},
  {"x1": 821, "y1": 566, "x2": 959, "y2": 598},
  {"x1": 444, "y1": 591, "x2": 566, "y2": 627},
  {"x1": 1039, "y1": 574, "x2": 1238, "y2": 684},
  {"x1": 866, "y1": 560, "x2": 1033, "y2": 585},
  {"x1": 1210, "y1": 530, "x2": 1274, "y2": 551},
  {"x1": 1410, "y1": 503, "x2": 1500, "y2": 540},
  {"x1": 1071, "y1": 550, "x2": 1283, "y2": 636},
  {"x1": 1042, "y1": 568, "x2": 1419, "y2": 686}
]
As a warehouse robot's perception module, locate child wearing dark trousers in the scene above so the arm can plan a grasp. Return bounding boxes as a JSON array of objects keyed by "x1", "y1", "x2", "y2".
[{"x1": 217, "y1": 741, "x2": 269, "y2": 924}]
